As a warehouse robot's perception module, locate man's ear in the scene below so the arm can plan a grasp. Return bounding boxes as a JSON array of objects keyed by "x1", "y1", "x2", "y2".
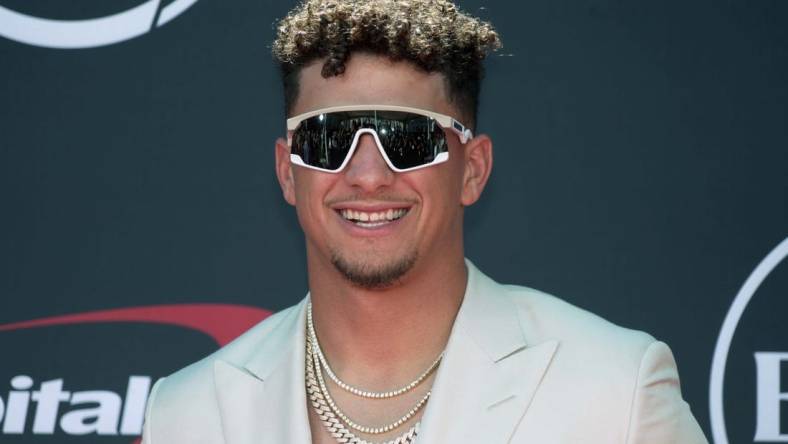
[
  {"x1": 460, "y1": 134, "x2": 493, "y2": 206},
  {"x1": 275, "y1": 137, "x2": 297, "y2": 206}
]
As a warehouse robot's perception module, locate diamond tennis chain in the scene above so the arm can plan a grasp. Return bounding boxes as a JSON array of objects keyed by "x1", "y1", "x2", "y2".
[
  {"x1": 305, "y1": 303, "x2": 443, "y2": 443},
  {"x1": 307, "y1": 303, "x2": 443, "y2": 399}
]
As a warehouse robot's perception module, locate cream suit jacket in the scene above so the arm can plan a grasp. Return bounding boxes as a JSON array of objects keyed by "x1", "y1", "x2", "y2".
[{"x1": 142, "y1": 260, "x2": 708, "y2": 443}]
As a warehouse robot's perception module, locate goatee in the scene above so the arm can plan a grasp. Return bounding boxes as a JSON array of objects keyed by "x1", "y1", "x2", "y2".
[{"x1": 330, "y1": 251, "x2": 418, "y2": 289}]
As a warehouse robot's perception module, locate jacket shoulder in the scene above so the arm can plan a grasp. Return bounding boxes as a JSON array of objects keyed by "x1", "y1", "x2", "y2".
[
  {"x1": 143, "y1": 304, "x2": 299, "y2": 443},
  {"x1": 501, "y1": 283, "x2": 663, "y2": 403},
  {"x1": 504, "y1": 283, "x2": 656, "y2": 358}
]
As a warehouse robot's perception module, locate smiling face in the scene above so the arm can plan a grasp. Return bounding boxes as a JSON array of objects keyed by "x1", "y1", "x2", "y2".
[{"x1": 275, "y1": 53, "x2": 492, "y2": 290}]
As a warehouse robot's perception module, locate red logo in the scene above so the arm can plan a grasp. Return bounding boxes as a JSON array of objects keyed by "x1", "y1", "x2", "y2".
[{"x1": 0, "y1": 304, "x2": 272, "y2": 442}]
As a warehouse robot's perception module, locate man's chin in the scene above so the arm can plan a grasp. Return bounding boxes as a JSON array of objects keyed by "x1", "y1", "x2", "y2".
[{"x1": 329, "y1": 251, "x2": 418, "y2": 290}]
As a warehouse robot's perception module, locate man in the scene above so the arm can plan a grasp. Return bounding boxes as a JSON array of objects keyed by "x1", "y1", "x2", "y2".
[{"x1": 143, "y1": 1, "x2": 708, "y2": 443}]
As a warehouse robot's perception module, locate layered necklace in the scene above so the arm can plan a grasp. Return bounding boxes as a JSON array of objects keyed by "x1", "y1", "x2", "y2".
[{"x1": 305, "y1": 303, "x2": 443, "y2": 444}]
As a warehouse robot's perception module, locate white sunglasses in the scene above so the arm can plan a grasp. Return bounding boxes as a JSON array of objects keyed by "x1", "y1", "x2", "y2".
[{"x1": 287, "y1": 105, "x2": 473, "y2": 173}]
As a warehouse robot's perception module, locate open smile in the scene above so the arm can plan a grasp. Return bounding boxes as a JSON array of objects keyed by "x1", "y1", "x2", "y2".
[{"x1": 336, "y1": 207, "x2": 410, "y2": 229}]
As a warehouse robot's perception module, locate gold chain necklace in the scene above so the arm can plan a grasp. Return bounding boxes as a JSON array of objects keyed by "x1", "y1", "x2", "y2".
[
  {"x1": 307, "y1": 303, "x2": 443, "y2": 399},
  {"x1": 306, "y1": 335, "x2": 421, "y2": 444},
  {"x1": 305, "y1": 303, "x2": 442, "y2": 443}
]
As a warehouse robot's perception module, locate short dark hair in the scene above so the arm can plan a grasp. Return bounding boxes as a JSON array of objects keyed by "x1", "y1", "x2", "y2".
[{"x1": 272, "y1": 0, "x2": 501, "y2": 130}]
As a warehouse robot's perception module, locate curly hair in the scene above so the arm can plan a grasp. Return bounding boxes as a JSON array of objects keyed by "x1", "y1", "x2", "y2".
[{"x1": 272, "y1": 0, "x2": 501, "y2": 129}]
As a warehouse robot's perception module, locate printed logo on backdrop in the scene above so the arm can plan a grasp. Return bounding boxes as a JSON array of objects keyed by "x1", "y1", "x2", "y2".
[
  {"x1": 0, "y1": 0, "x2": 199, "y2": 49},
  {"x1": 0, "y1": 304, "x2": 270, "y2": 442},
  {"x1": 710, "y1": 237, "x2": 788, "y2": 443}
]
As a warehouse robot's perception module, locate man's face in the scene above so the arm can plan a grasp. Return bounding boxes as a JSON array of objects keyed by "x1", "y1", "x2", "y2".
[{"x1": 275, "y1": 53, "x2": 489, "y2": 289}]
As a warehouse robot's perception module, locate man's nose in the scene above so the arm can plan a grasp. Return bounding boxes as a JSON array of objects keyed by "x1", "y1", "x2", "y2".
[{"x1": 343, "y1": 133, "x2": 395, "y2": 191}]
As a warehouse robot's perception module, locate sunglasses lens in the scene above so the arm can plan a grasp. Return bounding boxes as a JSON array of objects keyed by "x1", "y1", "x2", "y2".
[
  {"x1": 373, "y1": 111, "x2": 448, "y2": 170},
  {"x1": 291, "y1": 111, "x2": 449, "y2": 172},
  {"x1": 291, "y1": 113, "x2": 354, "y2": 171}
]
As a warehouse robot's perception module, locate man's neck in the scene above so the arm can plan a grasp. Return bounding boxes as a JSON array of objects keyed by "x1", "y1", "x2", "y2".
[{"x1": 306, "y1": 254, "x2": 467, "y2": 391}]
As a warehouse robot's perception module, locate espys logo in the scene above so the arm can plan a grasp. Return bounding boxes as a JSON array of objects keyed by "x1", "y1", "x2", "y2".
[
  {"x1": 710, "y1": 237, "x2": 788, "y2": 443},
  {"x1": 0, "y1": 304, "x2": 270, "y2": 441},
  {"x1": 0, "y1": 0, "x2": 199, "y2": 49}
]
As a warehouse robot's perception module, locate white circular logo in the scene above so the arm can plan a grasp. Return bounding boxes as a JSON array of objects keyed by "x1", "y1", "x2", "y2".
[
  {"x1": 0, "y1": 0, "x2": 199, "y2": 49},
  {"x1": 710, "y1": 237, "x2": 788, "y2": 443}
]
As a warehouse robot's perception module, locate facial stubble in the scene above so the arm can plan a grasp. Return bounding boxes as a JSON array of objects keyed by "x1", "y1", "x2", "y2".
[{"x1": 330, "y1": 247, "x2": 418, "y2": 290}]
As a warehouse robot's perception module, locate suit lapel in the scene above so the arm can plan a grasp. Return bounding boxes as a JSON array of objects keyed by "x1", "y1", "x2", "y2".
[
  {"x1": 213, "y1": 299, "x2": 312, "y2": 444},
  {"x1": 417, "y1": 261, "x2": 559, "y2": 443},
  {"x1": 211, "y1": 261, "x2": 557, "y2": 444}
]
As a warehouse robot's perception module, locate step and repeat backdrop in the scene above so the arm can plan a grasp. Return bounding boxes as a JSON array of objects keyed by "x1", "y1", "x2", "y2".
[{"x1": 1, "y1": 1, "x2": 786, "y2": 443}]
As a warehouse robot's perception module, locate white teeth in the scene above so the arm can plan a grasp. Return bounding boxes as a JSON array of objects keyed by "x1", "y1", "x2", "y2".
[{"x1": 339, "y1": 208, "x2": 408, "y2": 226}]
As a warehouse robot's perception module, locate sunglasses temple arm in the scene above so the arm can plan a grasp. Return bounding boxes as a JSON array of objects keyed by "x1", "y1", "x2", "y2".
[{"x1": 450, "y1": 120, "x2": 473, "y2": 144}]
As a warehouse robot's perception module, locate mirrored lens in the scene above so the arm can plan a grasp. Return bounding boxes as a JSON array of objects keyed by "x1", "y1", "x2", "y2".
[
  {"x1": 291, "y1": 111, "x2": 448, "y2": 171},
  {"x1": 373, "y1": 111, "x2": 448, "y2": 170},
  {"x1": 291, "y1": 113, "x2": 355, "y2": 171}
]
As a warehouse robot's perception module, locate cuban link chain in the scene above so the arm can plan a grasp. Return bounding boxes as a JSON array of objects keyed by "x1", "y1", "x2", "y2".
[{"x1": 306, "y1": 334, "x2": 421, "y2": 444}]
